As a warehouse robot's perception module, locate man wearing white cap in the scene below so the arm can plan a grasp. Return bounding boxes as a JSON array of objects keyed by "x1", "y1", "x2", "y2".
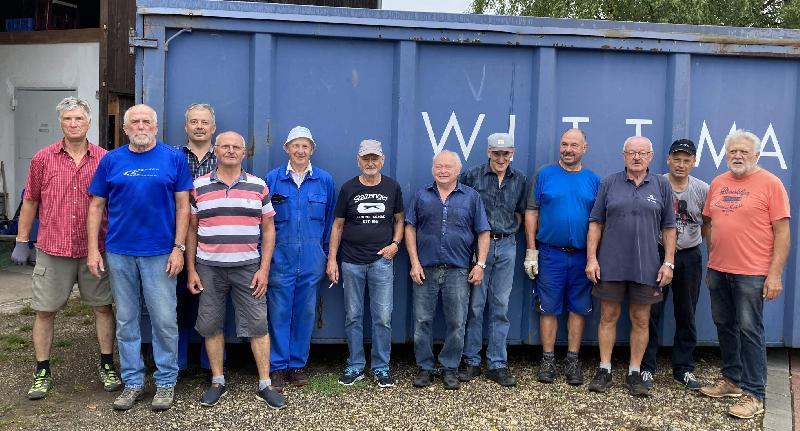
[
  {"x1": 263, "y1": 126, "x2": 336, "y2": 390},
  {"x1": 457, "y1": 133, "x2": 527, "y2": 387},
  {"x1": 326, "y1": 139, "x2": 404, "y2": 388}
]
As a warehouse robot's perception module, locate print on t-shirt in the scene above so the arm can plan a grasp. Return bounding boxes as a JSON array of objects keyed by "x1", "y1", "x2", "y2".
[{"x1": 715, "y1": 186, "x2": 749, "y2": 215}]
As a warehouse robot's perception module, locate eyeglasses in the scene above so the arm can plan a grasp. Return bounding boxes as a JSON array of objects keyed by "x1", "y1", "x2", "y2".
[
  {"x1": 623, "y1": 150, "x2": 652, "y2": 158},
  {"x1": 218, "y1": 145, "x2": 245, "y2": 153}
]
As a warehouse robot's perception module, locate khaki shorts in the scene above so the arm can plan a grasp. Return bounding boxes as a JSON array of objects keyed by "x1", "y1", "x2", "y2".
[
  {"x1": 31, "y1": 249, "x2": 112, "y2": 312},
  {"x1": 592, "y1": 280, "x2": 663, "y2": 305}
]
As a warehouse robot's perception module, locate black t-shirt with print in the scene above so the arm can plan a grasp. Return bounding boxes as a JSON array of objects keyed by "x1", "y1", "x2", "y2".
[{"x1": 334, "y1": 175, "x2": 404, "y2": 264}]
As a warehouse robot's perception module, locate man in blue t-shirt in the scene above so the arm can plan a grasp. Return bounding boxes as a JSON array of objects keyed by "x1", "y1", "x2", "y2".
[
  {"x1": 585, "y1": 136, "x2": 676, "y2": 398},
  {"x1": 87, "y1": 104, "x2": 194, "y2": 412},
  {"x1": 524, "y1": 128, "x2": 600, "y2": 387}
]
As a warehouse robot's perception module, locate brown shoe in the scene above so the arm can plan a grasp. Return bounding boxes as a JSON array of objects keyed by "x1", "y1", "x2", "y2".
[
  {"x1": 728, "y1": 394, "x2": 764, "y2": 419},
  {"x1": 699, "y1": 377, "x2": 743, "y2": 398},
  {"x1": 270, "y1": 370, "x2": 288, "y2": 392},
  {"x1": 290, "y1": 368, "x2": 309, "y2": 387}
]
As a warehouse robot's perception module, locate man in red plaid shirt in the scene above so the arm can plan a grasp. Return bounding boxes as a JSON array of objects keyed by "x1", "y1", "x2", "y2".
[{"x1": 12, "y1": 96, "x2": 122, "y2": 400}]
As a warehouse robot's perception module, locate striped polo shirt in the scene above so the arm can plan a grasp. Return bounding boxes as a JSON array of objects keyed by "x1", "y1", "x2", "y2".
[{"x1": 191, "y1": 169, "x2": 276, "y2": 267}]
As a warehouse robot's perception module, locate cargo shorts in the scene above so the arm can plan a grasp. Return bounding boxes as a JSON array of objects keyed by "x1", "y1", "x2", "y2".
[
  {"x1": 31, "y1": 249, "x2": 112, "y2": 312},
  {"x1": 592, "y1": 280, "x2": 663, "y2": 305},
  {"x1": 194, "y1": 262, "x2": 268, "y2": 338}
]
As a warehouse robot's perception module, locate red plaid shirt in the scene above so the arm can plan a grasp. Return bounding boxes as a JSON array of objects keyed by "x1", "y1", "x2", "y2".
[{"x1": 24, "y1": 139, "x2": 107, "y2": 258}]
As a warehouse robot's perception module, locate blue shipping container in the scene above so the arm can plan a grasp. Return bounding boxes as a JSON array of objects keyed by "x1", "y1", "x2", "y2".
[{"x1": 134, "y1": 0, "x2": 800, "y2": 347}]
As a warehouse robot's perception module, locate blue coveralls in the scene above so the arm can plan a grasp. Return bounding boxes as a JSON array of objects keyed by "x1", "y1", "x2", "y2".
[{"x1": 264, "y1": 165, "x2": 336, "y2": 372}]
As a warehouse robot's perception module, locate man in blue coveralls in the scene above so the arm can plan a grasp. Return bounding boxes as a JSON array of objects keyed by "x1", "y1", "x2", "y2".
[{"x1": 264, "y1": 126, "x2": 336, "y2": 390}]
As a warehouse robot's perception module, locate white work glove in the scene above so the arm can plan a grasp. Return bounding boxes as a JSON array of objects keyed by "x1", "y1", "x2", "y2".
[{"x1": 523, "y1": 249, "x2": 538, "y2": 279}]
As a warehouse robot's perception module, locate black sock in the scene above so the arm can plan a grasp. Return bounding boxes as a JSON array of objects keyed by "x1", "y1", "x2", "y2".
[
  {"x1": 36, "y1": 360, "x2": 50, "y2": 374},
  {"x1": 100, "y1": 353, "x2": 114, "y2": 367}
]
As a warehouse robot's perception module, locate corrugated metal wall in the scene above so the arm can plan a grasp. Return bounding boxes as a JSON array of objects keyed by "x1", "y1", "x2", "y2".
[{"x1": 134, "y1": 0, "x2": 800, "y2": 346}]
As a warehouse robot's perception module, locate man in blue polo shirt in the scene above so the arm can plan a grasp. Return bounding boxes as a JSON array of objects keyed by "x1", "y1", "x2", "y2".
[
  {"x1": 525, "y1": 128, "x2": 600, "y2": 386},
  {"x1": 406, "y1": 150, "x2": 490, "y2": 390},
  {"x1": 586, "y1": 136, "x2": 676, "y2": 398}
]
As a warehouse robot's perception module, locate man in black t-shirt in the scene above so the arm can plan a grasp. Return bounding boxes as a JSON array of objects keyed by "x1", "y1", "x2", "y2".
[{"x1": 326, "y1": 139, "x2": 404, "y2": 388}]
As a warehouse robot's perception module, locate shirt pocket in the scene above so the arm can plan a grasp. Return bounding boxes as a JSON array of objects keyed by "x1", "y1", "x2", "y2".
[
  {"x1": 271, "y1": 194, "x2": 290, "y2": 222},
  {"x1": 448, "y1": 205, "x2": 471, "y2": 228},
  {"x1": 308, "y1": 194, "x2": 327, "y2": 221}
]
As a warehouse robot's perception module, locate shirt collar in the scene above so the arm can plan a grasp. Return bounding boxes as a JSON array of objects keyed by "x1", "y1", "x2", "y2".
[
  {"x1": 623, "y1": 168, "x2": 652, "y2": 183},
  {"x1": 286, "y1": 161, "x2": 313, "y2": 177},
  {"x1": 210, "y1": 168, "x2": 247, "y2": 184},
  {"x1": 481, "y1": 160, "x2": 515, "y2": 177},
  {"x1": 425, "y1": 181, "x2": 466, "y2": 194},
  {"x1": 181, "y1": 144, "x2": 214, "y2": 159},
  {"x1": 54, "y1": 138, "x2": 99, "y2": 157}
]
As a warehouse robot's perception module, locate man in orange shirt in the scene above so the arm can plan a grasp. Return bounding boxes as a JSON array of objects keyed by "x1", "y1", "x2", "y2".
[{"x1": 699, "y1": 130, "x2": 790, "y2": 420}]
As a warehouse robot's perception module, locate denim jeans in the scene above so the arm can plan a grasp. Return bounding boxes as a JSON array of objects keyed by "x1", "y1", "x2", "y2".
[
  {"x1": 342, "y1": 258, "x2": 394, "y2": 372},
  {"x1": 643, "y1": 246, "x2": 702, "y2": 377},
  {"x1": 413, "y1": 266, "x2": 470, "y2": 371},
  {"x1": 707, "y1": 268, "x2": 767, "y2": 400},
  {"x1": 106, "y1": 252, "x2": 179, "y2": 388},
  {"x1": 462, "y1": 235, "x2": 516, "y2": 369}
]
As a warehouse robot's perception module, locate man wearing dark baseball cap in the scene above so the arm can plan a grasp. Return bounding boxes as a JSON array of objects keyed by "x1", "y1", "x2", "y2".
[{"x1": 641, "y1": 138, "x2": 709, "y2": 392}]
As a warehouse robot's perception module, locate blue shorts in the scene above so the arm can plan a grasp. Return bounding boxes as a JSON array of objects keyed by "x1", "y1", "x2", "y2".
[{"x1": 533, "y1": 244, "x2": 593, "y2": 315}]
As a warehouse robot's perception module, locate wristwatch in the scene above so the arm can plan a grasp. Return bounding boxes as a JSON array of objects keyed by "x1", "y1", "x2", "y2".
[
  {"x1": 662, "y1": 261, "x2": 674, "y2": 270},
  {"x1": 476, "y1": 261, "x2": 486, "y2": 269},
  {"x1": 174, "y1": 243, "x2": 186, "y2": 252}
]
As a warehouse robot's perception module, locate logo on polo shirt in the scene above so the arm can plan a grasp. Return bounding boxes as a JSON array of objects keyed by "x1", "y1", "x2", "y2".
[
  {"x1": 357, "y1": 203, "x2": 385, "y2": 214},
  {"x1": 647, "y1": 194, "x2": 657, "y2": 204},
  {"x1": 123, "y1": 168, "x2": 159, "y2": 177}
]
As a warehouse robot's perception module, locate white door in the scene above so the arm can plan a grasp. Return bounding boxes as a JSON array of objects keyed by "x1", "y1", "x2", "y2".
[{"x1": 13, "y1": 89, "x2": 76, "y2": 212}]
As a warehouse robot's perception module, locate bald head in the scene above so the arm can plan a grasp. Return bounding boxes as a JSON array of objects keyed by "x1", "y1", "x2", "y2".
[
  {"x1": 559, "y1": 128, "x2": 588, "y2": 169},
  {"x1": 123, "y1": 104, "x2": 158, "y2": 150}
]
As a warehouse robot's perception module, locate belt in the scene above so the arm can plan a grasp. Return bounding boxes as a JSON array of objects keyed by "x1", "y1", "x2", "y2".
[
  {"x1": 490, "y1": 232, "x2": 513, "y2": 240},
  {"x1": 425, "y1": 264, "x2": 463, "y2": 269},
  {"x1": 541, "y1": 243, "x2": 583, "y2": 254}
]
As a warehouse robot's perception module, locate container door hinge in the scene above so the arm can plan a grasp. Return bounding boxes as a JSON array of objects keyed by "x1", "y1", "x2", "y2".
[{"x1": 129, "y1": 28, "x2": 158, "y2": 54}]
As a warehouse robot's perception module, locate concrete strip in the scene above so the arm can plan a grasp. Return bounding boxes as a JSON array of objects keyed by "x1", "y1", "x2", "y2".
[
  {"x1": 765, "y1": 349, "x2": 792, "y2": 431},
  {"x1": 0, "y1": 265, "x2": 33, "y2": 313}
]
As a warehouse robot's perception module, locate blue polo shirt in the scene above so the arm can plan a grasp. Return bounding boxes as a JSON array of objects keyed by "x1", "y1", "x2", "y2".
[
  {"x1": 589, "y1": 170, "x2": 675, "y2": 287},
  {"x1": 406, "y1": 182, "x2": 491, "y2": 268},
  {"x1": 527, "y1": 164, "x2": 600, "y2": 249}
]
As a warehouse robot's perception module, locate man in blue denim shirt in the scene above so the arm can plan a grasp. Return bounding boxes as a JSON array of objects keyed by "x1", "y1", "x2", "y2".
[
  {"x1": 406, "y1": 150, "x2": 490, "y2": 390},
  {"x1": 457, "y1": 133, "x2": 526, "y2": 387}
]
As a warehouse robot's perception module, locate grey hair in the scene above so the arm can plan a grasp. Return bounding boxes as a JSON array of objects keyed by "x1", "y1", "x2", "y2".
[
  {"x1": 185, "y1": 103, "x2": 216, "y2": 125},
  {"x1": 622, "y1": 136, "x2": 653, "y2": 151},
  {"x1": 56, "y1": 96, "x2": 91, "y2": 123},
  {"x1": 725, "y1": 129, "x2": 761, "y2": 153},
  {"x1": 433, "y1": 149, "x2": 462, "y2": 172},
  {"x1": 214, "y1": 131, "x2": 247, "y2": 149},
  {"x1": 123, "y1": 104, "x2": 158, "y2": 125}
]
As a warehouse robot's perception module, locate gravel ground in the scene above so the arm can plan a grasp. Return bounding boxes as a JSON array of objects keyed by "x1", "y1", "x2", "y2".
[{"x1": 0, "y1": 299, "x2": 762, "y2": 431}]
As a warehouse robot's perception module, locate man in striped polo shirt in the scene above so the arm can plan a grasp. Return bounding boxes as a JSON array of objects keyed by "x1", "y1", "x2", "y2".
[{"x1": 186, "y1": 131, "x2": 286, "y2": 409}]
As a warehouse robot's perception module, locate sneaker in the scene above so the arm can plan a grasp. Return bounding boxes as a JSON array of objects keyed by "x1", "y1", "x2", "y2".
[
  {"x1": 27, "y1": 369, "x2": 53, "y2": 400},
  {"x1": 641, "y1": 370, "x2": 655, "y2": 390},
  {"x1": 112, "y1": 386, "x2": 144, "y2": 411},
  {"x1": 338, "y1": 367, "x2": 364, "y2": 386},
  {"x1": 441, "y1": 369, "x2": 460, "y2": 390},
  {"x1": 486, "y1": 367, "x2": 517, "y2": 387},
  {"x1": 289, "y1": 368, "x2": 309, "y2": 387},
  {"x1": 199, "y1": 384, "x2": 227, "y2": 407},
  {"x1": 587, "y1": 368, "x2": 613, "y2": 393},
  {"x1": 674, "y1": 371, "x2": 702, "y2": 390},
  {"x1": 537, "y1": 357, "x2": 556, "y2": 383},
  {"x1": 625, "y1": 371, "x2": 650, "y2": 397},
  {"x1": 700, "y1": 377, "x2": 743, "y2": 398},
  {"x1": 727, "y1": 394, "x2": 764, "y2": 419},
  {"x1": 151, "y1": 386, "x2": 174, "y2": 411},
  {"x1": 256, "y1": 387, "x2": 287, "y2": 410},
  {"x1": 564, "y1": 358, "x2": 583, "y2": 386},
  {"x1": 413, "y1": 369, "x2": 434, "y2": 388},
  {"x1": 373, "y1": 368, "x2": 396, "y2": 388},
  {"x1": 99, "y1": 363, "x2": 123, "y2": 392},
  {"x1": 457, "y1": 363, "x2": 481, "y2": 382},
  {"x1": 270, "y1": 370, "x2": 288, "y2": 392}
]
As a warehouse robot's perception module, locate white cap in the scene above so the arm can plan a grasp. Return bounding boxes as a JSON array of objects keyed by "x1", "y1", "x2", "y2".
[{"x1": 284, "y1": 126, "x2": 315, "y2": 147}]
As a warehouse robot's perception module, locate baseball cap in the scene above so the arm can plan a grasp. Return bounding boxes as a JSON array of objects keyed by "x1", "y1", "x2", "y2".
[
  {"x1": 488, "y1": 133, "x2": 514, "y2": 150},
  {"x1": 284, "y1": 126, "x2": 315, "y2": 147},
  {"x1": 358, "y1": 139, "x2": 383, "y2": 157},
  {"x1": 669, "y1": 139, "x2": 696, "y2": 155}
]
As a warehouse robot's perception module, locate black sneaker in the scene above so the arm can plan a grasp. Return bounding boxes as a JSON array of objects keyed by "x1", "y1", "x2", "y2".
[
  {"x1": 337, "y1": 367, "x2": 364, "y2": 386},
  {"x1": 413, "y1": 369, "x2": 434, "y2": 388},
  {"x1": 625, "y1": 371, "x2": 651, "y2": 397},
  {"x1": 537, "y1": 357, "x2": 556, "y2": 383},
  {"x1": 486, "y1": 367, "x2": 517, "y2": 387},
  {"x1": 564, "y1": 358, "x2": 583, "y2": 386},
  {"x1": 588, "y1": 368, "x2": 613, "y2": 393},
  {"x1": 256, "y1": 386, "x2": 287, "y2": 410},
  {"x1": 441, "y1": 370, "x2": 460, "y2": 390},
  {"x1": 674, "y1": 371, "x2": 703, "y2": 390},
  {"x1": 373, "y1": 368, "x2": 396, "y2": 388},
  {"x1": 641, "y1": 370, "x2": 655, "y2": 389},
  {"x1": 199, "y1": 384, "x2": 227, "y2": 407},
  {"x1": 458, "y1": 363, "x2": 481, "y2": 382}
]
